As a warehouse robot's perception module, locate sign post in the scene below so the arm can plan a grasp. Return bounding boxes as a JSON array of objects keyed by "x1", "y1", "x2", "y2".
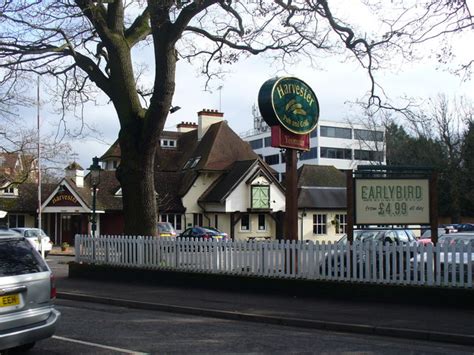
[{"x1": 258, "y1": 77, "x2": 319, "y2": 242}]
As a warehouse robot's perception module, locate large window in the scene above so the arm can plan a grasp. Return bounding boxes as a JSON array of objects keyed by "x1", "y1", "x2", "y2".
[
  {"x1": 300, "y1": 147, "x2": 318, "y2": 160},
  {"x1": 8, "y1": 214, "x2": 25, "y2": 228},
  {"x1": 320, "y1": 126, "x2": 352, "y2": 139},
  {"x1": 354, "y1": 149, "x2": 384, "y2": 162},
  {"x1": 264, "y1": 154, "x2": 280, "y2": 165},
  {"x1": 354, "y1": 129, "x2": 384, "y2": 142},
  {"x1": 313, "y1": 214, "x2": 327, "y2": 235},
  {"x1": 249, "y1": 139, "x2": 263, "y2": 149},
  {"x1": 251, "y1": 185, "x2": 270, "y2": 209},
  {"x1": 335, "y1": 214, "x2": 347, "y2": 234},
  {"x1": 241, "y1": 214, "x2": 250, "y2": 231},
  {"x1": 320, "y1": 147, "x2": 352, "y2": 160}
]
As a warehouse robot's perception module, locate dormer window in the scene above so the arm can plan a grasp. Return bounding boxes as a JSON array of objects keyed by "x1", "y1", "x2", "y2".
[
  {"x1": 1, "y1": 185, "x2": 17, "y2": 196},
  {"x1": 161, "y1": 139, "x2": 177, "y2": 149}
]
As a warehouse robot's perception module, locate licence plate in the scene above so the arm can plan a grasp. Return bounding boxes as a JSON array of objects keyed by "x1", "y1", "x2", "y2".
[
  {"x1": 214, "y1": 236, "x2": 223, "y2": 240},
  {"x1": 160, "y1": 233, "x2": 172, "y2": 237},
  {"x1": 0, "y1": 294, "x2": 20, "y2": 307}
]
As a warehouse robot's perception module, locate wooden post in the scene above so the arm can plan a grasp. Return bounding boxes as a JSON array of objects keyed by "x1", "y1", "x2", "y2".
[
  {"x1": 284, "y1": 149, "x2": 298, "y2": 241},
  {"x1": 430, "y1": 172, "x2": 438, "y2": 245},
  {"x1": 346, "y1": 170, "x2": 354, "y2": 243}
]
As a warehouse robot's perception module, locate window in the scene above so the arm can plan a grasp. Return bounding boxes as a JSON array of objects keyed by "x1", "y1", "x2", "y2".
[
  {"x1": 190, "y1": 156, "x2": 201, "y2": 168},
  {"x1": 300, "y1": 147, "x2": 318, "y2": 160},
  {"x1": 160, "y1": 214, "x2": 183, "y2": 231},
  {"x1": 354, "y1": 129, "x2": 384, "y2": 142},
  {"x1": 8, "y1": 214, "x2": 25, "y2": 228},
  {"x1": 193, "y1": 213, "x2": 203, "y2": 227},
  {"x1": 354, "y1": 149, "x2": 384, "y2": 162},
  {"x1": 313, "y1": 214, "x2": 327, "y2": 235},
  {"x1": 241, "y1": 214, "x2": 250, "y2": 231},
  {"x1": 2, "y1": 186, "x2": 15, "y2": 195},
  {"x1": 169, "y1": 140, "x2": 176, "y2": 147},
  {"x1": 258, "y1": 214, "x2": 266, "y2": 231},
  {"x1": 249, "y1": 139, "x2": 263, "y2": 149},
  {"x1": 320, "y1": 147, "x2": 352, "y2": 160},
  {"x1": 264, "y1": 136, "x2": 272, "y2": 147},
  {"x1": 251, "y1": 185, "x2": 270, "y2": 209},
  {"x1": 160, "y1": 139, "x2": 177, "y2": 148},
  {"x1": 183, "y1": 158, "x2": 193, "y2": 169},
  {"x1": 310, "y1": 128, "x2": 318, "y2": 138},
  {"x1": 320, "y1": 126, "x2": 352, "y2": 139},
  {"x1": 0, "y1": 239, "x2": 48, "y2": 276},
  {"x1": 280, "y1": 173, "x2": 285, "y2": 183},
  {"x1": 113, "y1": 160, "x2": 119, "y2": 169},
  {"x1": 335, "y1": 214, "x2": 347, "y2": 234},
  {"x1": 264, "y1": 154, "x2": 279, "y2": 165}
]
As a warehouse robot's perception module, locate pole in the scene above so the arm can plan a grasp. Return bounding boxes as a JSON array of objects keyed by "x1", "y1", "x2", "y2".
[
  {"x1": 92, "y1": 186, "x2": 97, "y2": 237},
  {"x1": 37, "y1": 76, "x2": 44, "y2": 258},
  {"x1": 284, "y1": 149, "x2": 298, "y2": 240}
]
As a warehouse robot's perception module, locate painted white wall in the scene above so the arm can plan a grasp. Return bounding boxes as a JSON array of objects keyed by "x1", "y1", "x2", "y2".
[
  {"x1": 182, "y1": 172, "x2": 221, "y2": 213},
  {"x1": 299, "y1": 210, "x2": 347, "y2": 243}
]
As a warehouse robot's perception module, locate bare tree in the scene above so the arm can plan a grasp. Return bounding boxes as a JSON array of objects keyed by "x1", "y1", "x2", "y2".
[{"x1": 0, "y1": 1, "x2": 471, "y2": 235}]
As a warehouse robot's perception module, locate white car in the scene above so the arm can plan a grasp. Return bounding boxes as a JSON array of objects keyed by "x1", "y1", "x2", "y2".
[{"x1": 12, "y1": 228, "x2": 53, "y2": 257}]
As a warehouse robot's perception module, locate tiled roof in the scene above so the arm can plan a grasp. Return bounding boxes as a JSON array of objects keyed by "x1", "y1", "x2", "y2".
[
  {"x1": 297, "y1": 165, "x2": 346, "y2": 188},
  {"x1": 298, "y1": 187, "x2": 346, "y2": 209},
  {"x1": 0, "y1": 183, "x2": 56, "y2": 212},
  {"x1": 296, "y1": 165, "x2": 347, "y2": 210}
]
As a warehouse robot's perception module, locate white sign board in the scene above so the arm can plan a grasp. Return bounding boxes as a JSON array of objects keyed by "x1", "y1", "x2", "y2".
[{"x1": 355, "y1": 179, "x2": 430, "y2": 225}]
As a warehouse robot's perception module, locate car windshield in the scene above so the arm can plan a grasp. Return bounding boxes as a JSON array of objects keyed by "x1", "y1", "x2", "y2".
[
  {"x1": 0, "y1": 238, "x2": 48, "y2": 276},
  {"x1": 158, "y1": 223, "x2": 174, "y2": 232},
  {"x1": 24, "y1": 229, "x2": 46, "y2": 238}
]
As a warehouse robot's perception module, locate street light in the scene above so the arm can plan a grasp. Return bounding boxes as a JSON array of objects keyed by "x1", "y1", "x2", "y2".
[{"x1": 88, "y1": 156, "x2": 101, "y2": 237}]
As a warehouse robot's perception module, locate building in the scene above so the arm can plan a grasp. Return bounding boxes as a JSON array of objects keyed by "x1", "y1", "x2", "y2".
[
  {"x1": 240, "y1": 108, "x2": 386, "y2": 180},
  {"x1": 297, "y1": 165, "x2": 347, "y2": 242},
  {"x1": 0, "y1": 110, "x2": 287, "y2": 243}
]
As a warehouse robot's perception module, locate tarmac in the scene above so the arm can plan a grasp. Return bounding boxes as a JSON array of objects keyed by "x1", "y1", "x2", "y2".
[{"x1": 50, "y1": 247, "x2": 474, "y2": 347}]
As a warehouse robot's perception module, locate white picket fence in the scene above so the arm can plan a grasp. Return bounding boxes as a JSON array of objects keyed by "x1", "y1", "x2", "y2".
[{"x1": 74, "y1": 235, "x2": 473, "y2": 289}]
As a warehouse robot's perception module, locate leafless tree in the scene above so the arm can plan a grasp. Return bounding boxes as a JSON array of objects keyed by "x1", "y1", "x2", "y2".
[{"x1": 0, "y1": 0, "x2": 471, "y2": 235}]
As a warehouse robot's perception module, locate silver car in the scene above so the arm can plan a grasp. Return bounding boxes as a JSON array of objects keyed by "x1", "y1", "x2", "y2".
[{"x1": 0, "y1": 231, "x2": 60, "y2": 351}]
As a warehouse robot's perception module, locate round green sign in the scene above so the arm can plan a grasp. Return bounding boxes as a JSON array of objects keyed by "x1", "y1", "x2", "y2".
[{"x1": 258, "y1": 77, "x2": 319, "y2": 135}]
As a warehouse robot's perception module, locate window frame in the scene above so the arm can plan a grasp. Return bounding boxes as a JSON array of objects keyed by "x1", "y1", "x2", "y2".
[{"x1": 313, "y1": 214, "x2": 327, "y2": 235}]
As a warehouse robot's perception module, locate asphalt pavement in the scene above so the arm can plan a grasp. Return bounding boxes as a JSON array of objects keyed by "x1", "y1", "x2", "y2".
[{"x1": 51, "y1": 248, "x2": 474, "y2": 347}]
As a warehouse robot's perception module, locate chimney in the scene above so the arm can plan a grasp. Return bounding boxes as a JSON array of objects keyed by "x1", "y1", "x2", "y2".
[
  {"x1": 198, "y1": 109, "x2": 224, "y2": 140},
  {"x1": 177, "y1": 121, "x2": 198, "y2": 133},
  {"x1": 65, "y1": 162, "x2": 84, "y2": 188}
]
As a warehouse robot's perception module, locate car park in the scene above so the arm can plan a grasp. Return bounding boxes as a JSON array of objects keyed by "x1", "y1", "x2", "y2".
[
  {"x1": 157, "y1": 222, "x2": 177, "y2": 237},
  {"x1": 11, "y1": 228, "x2": 53, "y2": 257},
  {"x1": 0, "y1": 230, "x2": 60, "y2": 352}
]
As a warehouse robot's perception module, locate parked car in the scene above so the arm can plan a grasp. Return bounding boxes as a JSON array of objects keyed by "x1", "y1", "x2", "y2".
[
  {"x1": 177, "y1": 227, "x2": 229, "y2": 241},
  {"x1": 0, "y1": 230, "x2": 60, "y2": 352},
  {"x1": 324, "y1": 229, "x2": 418, "y2": 277},
  {"x1": 12, "y1": 228, "x2": 53, "y2": 257},
  {"x1": 453, "y1": 223, "x2": 474, "y2": 232},
  {"x1": 412, "y1": 233, "x2": 474, "y2": 283},
  {"x1": 203, "y1": 227, "x2": 229, "y2": 240},
  {"x1": 157, "y1": 222, "x2": 177, "y2": 238}
]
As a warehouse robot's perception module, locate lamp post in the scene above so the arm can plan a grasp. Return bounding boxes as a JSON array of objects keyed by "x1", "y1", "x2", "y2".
[{"x1": 88, "y1": 156, "x2": 101, "y2": 237}]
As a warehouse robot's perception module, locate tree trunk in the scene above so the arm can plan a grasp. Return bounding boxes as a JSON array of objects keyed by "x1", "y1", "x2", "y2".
[{"x1": 116, "y1": 124, "x2": 158, "y2": 236}]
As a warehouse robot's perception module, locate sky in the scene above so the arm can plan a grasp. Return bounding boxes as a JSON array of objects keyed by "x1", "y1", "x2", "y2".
[{"x1": 16, "y1": 2, "x2": 474, "y2": 171}]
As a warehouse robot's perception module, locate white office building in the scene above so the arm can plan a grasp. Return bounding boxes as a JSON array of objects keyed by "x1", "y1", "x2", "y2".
[{"x1": 241, "y1": 107, "x2": 386, "y2": 180}]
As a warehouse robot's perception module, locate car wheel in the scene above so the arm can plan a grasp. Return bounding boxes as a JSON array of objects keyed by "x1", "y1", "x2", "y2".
[{"x1": 11, "y1": 342, "x2": 36, "y2": 353}]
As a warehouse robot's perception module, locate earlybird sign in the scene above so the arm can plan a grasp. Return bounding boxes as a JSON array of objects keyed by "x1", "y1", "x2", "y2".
[{"x1": 355, "y1": 179, "x2": 430, "y2": 225}]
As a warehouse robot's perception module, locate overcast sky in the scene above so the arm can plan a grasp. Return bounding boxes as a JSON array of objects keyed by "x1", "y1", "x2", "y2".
[{"x1": 17, "y1": 2, "x2": 474, "y2": 171}]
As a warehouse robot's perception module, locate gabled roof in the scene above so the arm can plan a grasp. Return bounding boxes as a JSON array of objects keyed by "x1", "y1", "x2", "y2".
[
  {"x1": 199, "y1": 160, "x2": 258, "y2": 203},
  {"x1": 199, "y1": 159, "x2": 283, "y2": 204}
]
